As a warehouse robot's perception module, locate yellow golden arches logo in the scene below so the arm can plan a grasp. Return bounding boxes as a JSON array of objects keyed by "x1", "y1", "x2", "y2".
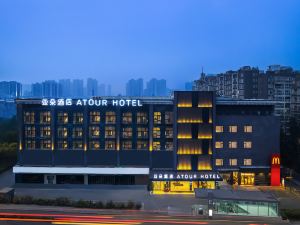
[{"x1": 272, "y1": 157, "x2": 280, "y2": 165}]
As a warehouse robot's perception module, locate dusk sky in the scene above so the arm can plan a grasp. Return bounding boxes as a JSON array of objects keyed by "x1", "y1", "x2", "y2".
[{"x1": 0, "y1": 0, "x2": 300, "y2": 92}]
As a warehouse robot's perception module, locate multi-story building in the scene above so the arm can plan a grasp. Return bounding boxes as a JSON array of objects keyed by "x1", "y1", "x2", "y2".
[
  {"x1": 14, "y1": 91, "x2": 280, "y2": 192},
  {"x1": 72, "y1": 79, "x2": 84, "y2": 98},
  {"x1": 87, "y1": 78, "x2": 98, "y2": 97},
  {"x1": 144, "y1": 79, "x2": 167, "y2": 96},
  {"x1": 291, "y1": 73, "x2": 300, "y2": 122},
  {"x1": 42, "y1": 80, "x2": 58, "y2": 98},
  {"x1": 58, "y1": 79, "x2": 72, "y2": 98},
  {"x1": 0, "y1": 81, "x2": 22, "y2": 99},
  {"x1": 126, "y1": 79, "x2": 143, "y2": 96}
]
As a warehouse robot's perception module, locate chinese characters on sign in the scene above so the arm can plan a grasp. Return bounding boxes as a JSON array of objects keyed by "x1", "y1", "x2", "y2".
[{"x1": 41, "y1": 98, "x2": 143, "y2": 107}]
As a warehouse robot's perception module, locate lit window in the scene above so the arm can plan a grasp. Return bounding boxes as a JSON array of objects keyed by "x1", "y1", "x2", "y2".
[
  {"x1": 25, "y1": 126, "x2": 36, "y2": 138},
  {"x1": 229, "y1": 159, "x2": 237, "y2": 166},
  {"x1": 137, "y1": 127, "x2": 148, "y2": 138},
  {"x1": 215, "y1": 141, "x2": 223, "y2": 149},
  {"x1": 154, "y1": 112, "x2": 162, "y2": 124},
  {"x1": 215, "y1": 159, "x2": 223, "y2": 166},
  {"x1": 165, "y1": 142, "x2": 173, "y2": 151},
  {"x1": 40, "y1": 111, "x2": 51, "y2": 124},
  {"x1": 122, "y1": 112, "x2": 132, "y2": 124},
  {"x1": 229, "y1": 141, "x2": 237, "y2": 149},
  {"x1": 25, "y1": 140, "x2": 35, "y2": 150},
  {"x1": 24, "y1": 112, "x2": 35, "y2": 124},
  {"x1": 165, "y1": 127, "x2": 173, "y2": 138},
  {"x1": 57, "y1": 127, "x2": 68, "y2": 138},
  {"x1": 90, "y1": 111, "x2": 100, "y2": 123},
  {"x1": 105, "y1": 126, "x2": 115, "y2": 138},
  {"x1": 105, "y1": 140, "x2": 115, "y2": 150},
  {"x1": 105, "y1": 111, "x2": 116, "y2": 124},
  {"x1": 137, "y1": 112, "x2": 148, "y2": 124},
  {"x1": 229, "y1": 126, "x2": 238, "y2": 133},
  {"x1": 244, "y1": 125, "x2": 253, "y2": 133},
  {"x1": 122, "y1": 127, "x2": 132, "y2": 138},
  {"x1": 153, "y1": 127, "x2": 161, "y2": 138},
  {"x1": 89, "y1": 141, "x2": 100, "y2": 150},
  {"x1": 73, "y1": 112, "x2": 83, "y2": 124},
  {"x1": 58, "y1": 140, "x2": 68, "y2": 150},
  {"x1": 72, "y1": 127, "x2": 83, "y2": 138},
  {"x1": 153, "y1": 141, "x2": 161, "y2": 150},
  {"x1": 165, "y1": 112, "x2": 173, "y2": 124},
  {"x1": 40, "y1": 140, "x2": 51, "y2": 150},
  {"x1": 58, "y1": 112, "x2": 68, "y2": 124},
  {"x1": 137, "y1": 141, "x2": 148, "y2": 150},
  {"x1": 89, "y1": 126, "x2": 100, "y2": 137},
  {"x1": 244, "y1": 158, "x2": 252, "y2": 166},
  {"x1": 73, "y1": 141, "x2": 83, "y2": 150},
  {"x1": 40, "y1": 126, "x2": 51, "y2": 137},
  {"x1": 122, "y1": 141, "x2": 132, "y2": 150},
  {"x1": 244, "y1": 141, "x2": 252, "y2": 149},
  {"x1": 215, "y1": 126, "x2": 223, "y2": 133}
]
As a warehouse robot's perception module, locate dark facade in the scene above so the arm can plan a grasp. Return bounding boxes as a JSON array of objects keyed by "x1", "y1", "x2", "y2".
[{"x1": 13, "y1": 91, "x2": 280, "y2": 192}]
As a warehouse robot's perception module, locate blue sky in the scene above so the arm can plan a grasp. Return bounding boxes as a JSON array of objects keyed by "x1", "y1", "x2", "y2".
[{"x1": 0, "y1": 0, "x2": 300, "y2": 92}]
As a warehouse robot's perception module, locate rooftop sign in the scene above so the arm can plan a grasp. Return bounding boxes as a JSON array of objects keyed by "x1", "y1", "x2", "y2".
[
  {"x1": 150, "y1": 171, "x2": 223, "y2": 181},
  {"x1": 41, "y1": 98, "x2": 143, "y2": 107}
]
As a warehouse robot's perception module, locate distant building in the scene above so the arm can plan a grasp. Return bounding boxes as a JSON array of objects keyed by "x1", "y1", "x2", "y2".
[
  {"x1": 42, "y1": 80, "x2": 58, "y2": 98},
  {"x1": 58, "y1": 79, "x2": 72, "y2": 98},
  {"x1": 72, "y1": 79, "x2": 84, "y2": 98},
  {"x1": 87, "y1": 78, "x2": 98, "y2": 97},
  {"x1": 291, "y1": 73, "x2": 300, "y2": 123},
  {"x1": 144, "y1": 78, "x2": 167, "y2": 96},
  {"x1": 31, "y1": 83, "x2": 43, "y2": 98},
  {"x1": 0, "y1": 81, "x2": 22, "y2": 99},
  {"x1": 98, "y1": 83, "x2": 106, "y2": 96},
  {"x1": 126, "y1": 78, "x2": 143, "y2": 96},
  {"x1": 107, "y1": 84, "x2": 112, "y2": 96}
]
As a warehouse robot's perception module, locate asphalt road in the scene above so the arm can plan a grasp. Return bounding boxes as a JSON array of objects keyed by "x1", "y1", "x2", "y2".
[{"x1": 0, "y1": 208, "x2": 290, "y2": 225}]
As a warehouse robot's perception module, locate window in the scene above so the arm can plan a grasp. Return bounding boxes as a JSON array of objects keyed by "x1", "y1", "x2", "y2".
[
  {"x1": 215, "y1": 159, "x2": 223, "y2": 166},
  {"x1": 73, "y1": 141, "x2": 83, "y2": 150},
  {"x1": 229, "y1": 126, "x2": 237, "y2": 133},
  {"x1": 154, "y1": 112, "x2": 161, "y2": 124},
  {"x1": 137, "y1": 127, "x2": 148, "y2": 138},
  {"x1": 73, "y1": 112, "x2": 83, "y2": 124},
  {"x1": 40, "y1": 111, "x2": 51, "y2": 124},
  {"x1": 122, "y1": 127, "x2": 132, "y2": 138},
  {"x1": 215, "y1": 141, "x2": 223, "y2": 149},
  {"x1": 244, "y1": 141, "x2": 252, "y2": 149},
  {"x1": 244, "y1": 125, "x2": 253, "y2": 133},
  {"x1": 57, "y1": 127, "x2": 68, "y2": 138},
  {"x1": 229, "y1": 159, "x2": 237, "y2": 166},
  {"x1": 165, "y1": 142, "x2": 173, "y2": 151},
  {"x1": 137, "y1": 141, "x2": 148, "y2": 150},
  {"x1": 24, "y1": 112, "x2": 35, "y2": 124},
  {"x1": 153, "y1": 141, "x2": 161, "y2": 150},
  {"x1": 58, "y1": 112, "x2": 68, "y2": 124},
  {"x1": 41, "y1": 140, "x2": 51, "y2": 150},
  {"x1": 40, "y1": 126, "x2": 51, "y2": 137},
  {"x1": 72, "y1": 127, "x2": 83, "y2": 138},
  {"x1": 137, "y1": 112, "x2": 148, "y2": 124},
  {"x1": 106, "y1": 111, "x2": 116, "y2": 124},
  {"x1": 105, "y1": 140, "x2": 115, "y2": 150},
  {"x1": 90, "y1": 111, "x2": 100, "y2": 123},
  {"x1": 105, "y1": 126, "x2": 115, "y2": 138},
  {"x1": 153, "y1": 127, "x2": 161, "y2": 138},
  {"x1": 229, "y1": 141, "x2": 237, "y2": 149},
  {"x1": 122, "y1": 112, "x2": 132, "y2": 124},
  {"x1": 89, "y1": 126, "x2": 100, "y2": 137},
  {"x1": 58, "y1": 140, "x2": 68, "y2": 150},
  {"x1": 25, "y1": 140, "x2": 35, "y2": 149},
  {"x1": 89, "y1": 141, "x2": 100, "y2": 150},
  {"x1": 25, "y1": 126, "x2": 35, "y2": 138},
  {"x1": 215, "y1": 126, "x2": 223, "y2": 133},
  {"x1": 165, "y1": 127, "x2": 173, "y2": 138},
  {"x1": 244, "y1": 158, "x2": 252, "y2": 166},
  {"x1": 122, "y1": 141, "x2": 132, "y2": 150},
  {"x1": 165, "y1": 112, "x2": 173, "y2": 124}
]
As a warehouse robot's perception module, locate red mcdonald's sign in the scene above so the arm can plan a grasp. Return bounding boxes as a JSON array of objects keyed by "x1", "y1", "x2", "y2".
[{"x1": 271, "y1": 154, "x2": 281, "y2": 186}]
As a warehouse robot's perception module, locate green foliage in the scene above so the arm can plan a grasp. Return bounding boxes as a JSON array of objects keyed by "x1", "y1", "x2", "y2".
[{"x1": 0, "y1": 116, "x2": 17, "y2": 143}]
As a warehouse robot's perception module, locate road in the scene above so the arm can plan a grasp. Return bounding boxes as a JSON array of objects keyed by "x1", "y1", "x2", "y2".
[{"x1": 0, "y1": 208, "x2": 289, "y2": 225}]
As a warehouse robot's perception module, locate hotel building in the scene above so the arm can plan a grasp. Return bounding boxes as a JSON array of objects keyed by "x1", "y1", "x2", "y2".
[{"x1": 13, "y1": 91, "x2": 280, "y2": 193}]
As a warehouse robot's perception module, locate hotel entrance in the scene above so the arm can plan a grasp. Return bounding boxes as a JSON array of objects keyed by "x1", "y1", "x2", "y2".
[{"x1": 240, "y1": 173, "x2": 255, "y2": 185}]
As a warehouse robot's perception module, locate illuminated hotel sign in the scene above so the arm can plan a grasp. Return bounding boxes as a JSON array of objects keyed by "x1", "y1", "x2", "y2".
[
  {"x1": 41, "y1": 98, "x2": 143, "y2": 107},
  {"x1": 150, "y1": 171, "x2": 222, "y2": 181}
]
